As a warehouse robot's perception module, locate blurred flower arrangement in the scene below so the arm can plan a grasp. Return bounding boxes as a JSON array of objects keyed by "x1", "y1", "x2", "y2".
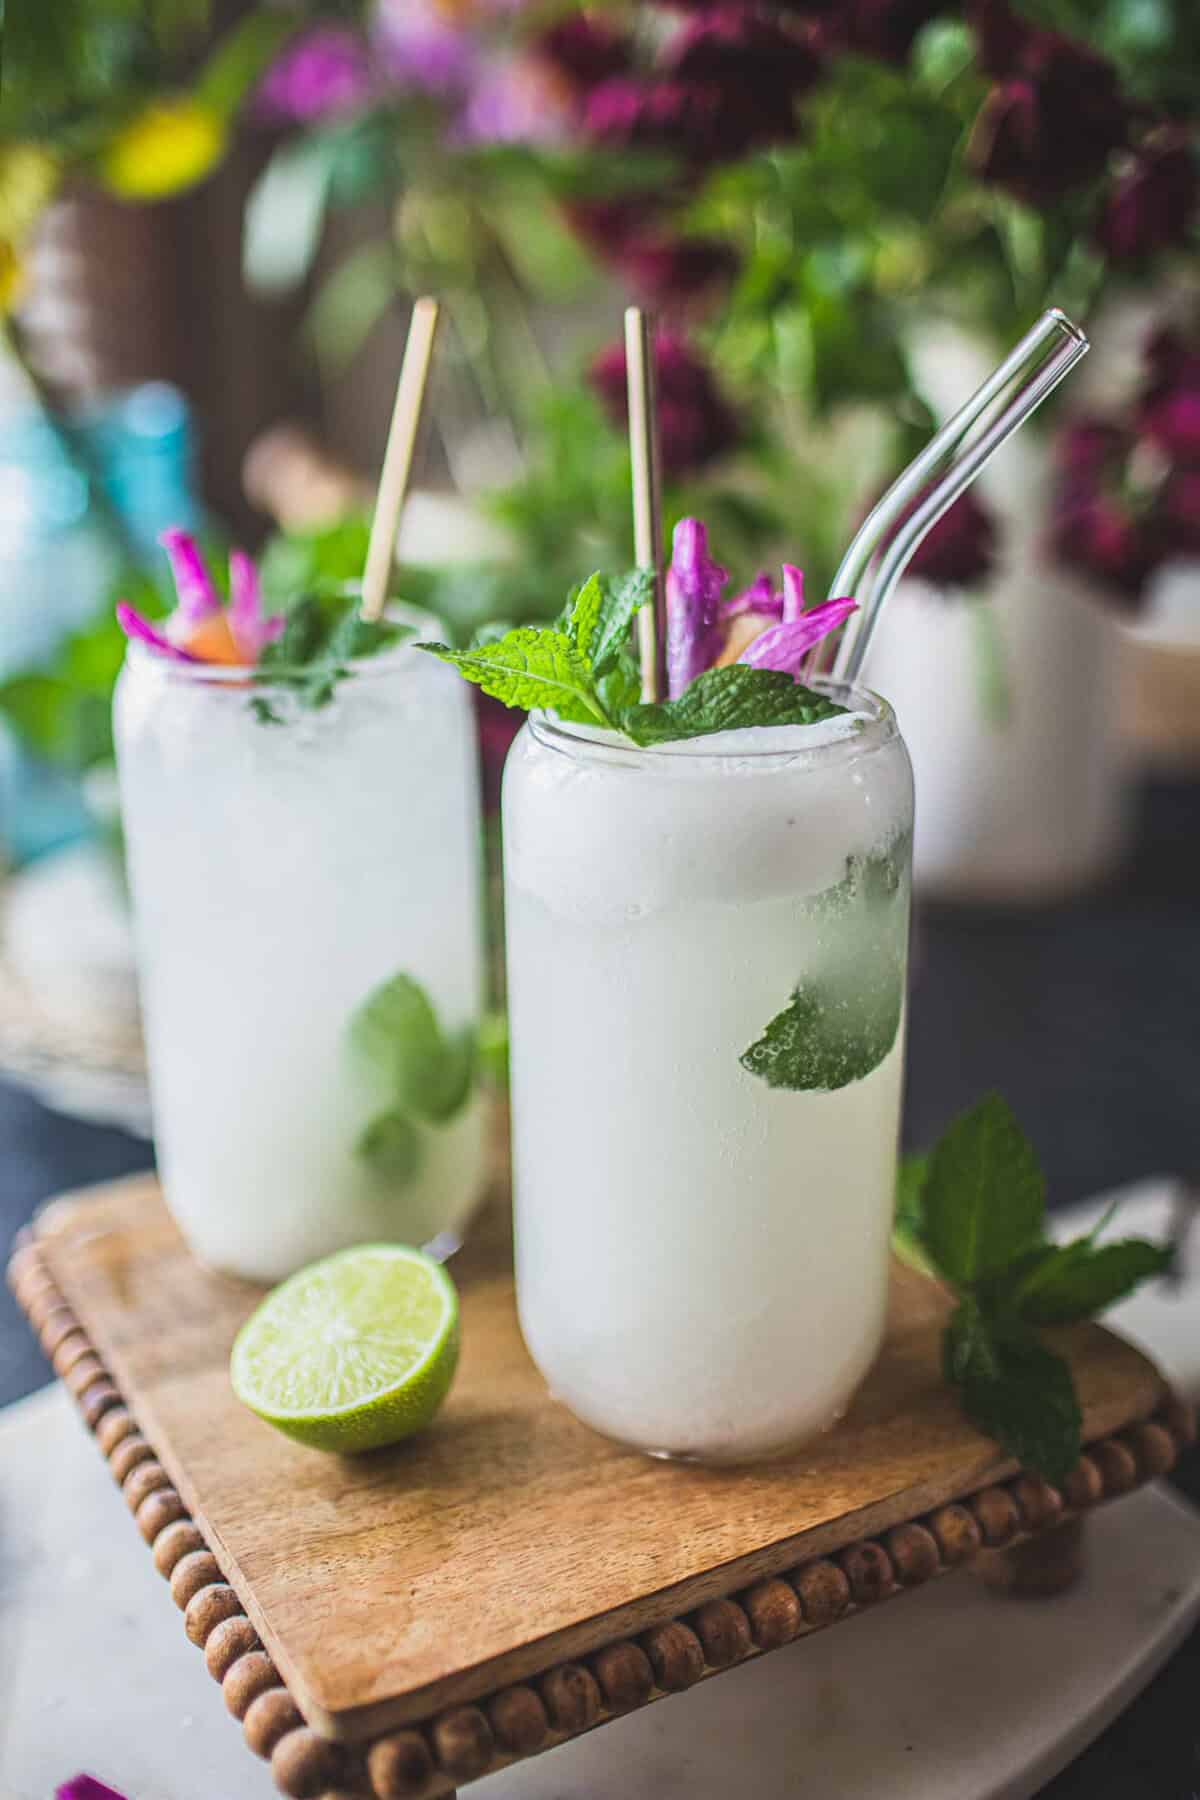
[
  {"x1": 0, "y1": 0, "x2": 1198, "y2": 801},
  {"x1": 219, "y1": 0, "x2": 1200, "y2": 619}
]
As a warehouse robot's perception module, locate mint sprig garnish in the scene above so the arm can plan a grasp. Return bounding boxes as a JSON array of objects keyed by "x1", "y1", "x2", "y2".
[
  {"x1": 349, "y1": 972, "x2": 477, "y2": 1185},
  {"x1": 626, "y1": 665, "x2": 846, "y2": 745},
  {"x1": 899, "y1": 1093, "x2": 1172, "y2": 1482},
  {"x1": 420, "y1": 566, "x2": 847, "y2": 746},
  {"x1": 254, "y1": 594, "x2": 410, "y2": 721}
]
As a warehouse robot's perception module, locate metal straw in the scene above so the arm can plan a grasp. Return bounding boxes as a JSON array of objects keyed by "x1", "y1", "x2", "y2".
[
  {"x1": 624, "y1": 307, "x2": 668, "y2": 703},
  {"x1": 831, "y1": 309, "x2": 1089, "y2": 683}
]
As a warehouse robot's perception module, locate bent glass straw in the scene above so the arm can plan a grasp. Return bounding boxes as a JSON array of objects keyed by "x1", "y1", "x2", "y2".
[{"x1": 830, "y1": 308, "x2": 1089, "y2": 683}]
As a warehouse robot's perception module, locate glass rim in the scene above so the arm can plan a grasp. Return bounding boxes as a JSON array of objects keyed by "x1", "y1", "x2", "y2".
[
  {"x1": 121, "y1": 597, "x2": 443, "y2": 690},
  {"x1": 526, "y1": 679, "x2": 899, "y2": 770}
]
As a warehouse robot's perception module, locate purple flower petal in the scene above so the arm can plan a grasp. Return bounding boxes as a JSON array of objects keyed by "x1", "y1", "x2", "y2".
[
  {"x1": 159, "y1": 528, "x2": 220, "y2": 626},
  {"x1": 738, "y1": 597, "x2": 858, "y2": 677},
  {"x1": 781, "y1": 563, "x2": 805, "y2": 622},
  {"x1": 228, "y1": 548, "x2": 284, "y2": 659},
  {"x1": 666, "y1": 517, "x2": 729, "y2": 698},
  {"x1": 257, "y1": 27, "x2": 373, "y2": 124},
  {"x1": 720, "y1": 572, "x2": 782, "y2": 619},
  {"x1": 116, "y1": 602, "x2": 197, "y2": 662},
  {"x1": 373, "y1": 0, "x2": 477, "y2": 97},
  {"x1": 56, "y1": 1775, "x2": 130, "y2": 1800}
]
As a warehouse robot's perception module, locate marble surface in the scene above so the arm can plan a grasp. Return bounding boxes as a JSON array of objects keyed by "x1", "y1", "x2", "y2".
[{"x1": 3, "y1": 1385, "x2": 1200, "y2": 1800}]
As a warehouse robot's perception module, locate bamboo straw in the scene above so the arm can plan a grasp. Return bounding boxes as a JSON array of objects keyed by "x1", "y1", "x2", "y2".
[
  {"x1": 360, "y1": 297, "x2": 441, "y2": 623},
  {"x1": 624, "y1": 307, "x2": 667, "y2": 703}
]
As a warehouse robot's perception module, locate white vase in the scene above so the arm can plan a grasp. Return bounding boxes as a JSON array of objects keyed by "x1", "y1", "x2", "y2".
[{"x1": 863, "y1": 442, "x2": 1129, "y2": 901}]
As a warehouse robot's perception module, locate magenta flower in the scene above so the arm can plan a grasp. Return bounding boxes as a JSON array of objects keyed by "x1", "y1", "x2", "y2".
[
  {"x1": 618, "y1": 235, "x2": 740, "y2": 311},
  {"x1": 56, "y1": 1781, "x2": 129, "y2": 1800},
  {"x1": 257, "y1": 27, "x2": 373, "y2": 123},
  {"x1": 455, "y1": 55, "x2": 575, "y2": 147},
  {"x1": 970, "y1": 0, "x2": 1030, "y2": 78},
  {"x1": 1142, "y1": 387, "x2": 1200, "y2": 463},
  {"x1": 228, "y1": 548, "x2": 285, "y2": 659},
  {"x1": 667, "y1": 7, "x2": 822, "y2": 101},
  {"x1": 536, "y1": 16, "x2": 632, "y2": 94},
  {"x1": 118, "y1": 535, "x2": 281, "y2": 665},
  {"x1": 970, "y1": 31, "x2": 1130, "y2": 203},
  {"x1": 721, "y1": 571, "x2": 783, "y2": 620},
  {"x1": 906, "y1": 489, "x2": 998, "y2": 589},
  {"x1": 585, "y1": 76, "x2": 733, "y2": 164},
  {"x1": 1051, "y1": 421, "x2": 1156, "y2": 604},
  {"x1": 1095, "y1": 135, "x2": 1199, "y2": 264},
  {"x1": 589, "y1": 331, "x2": 741, "y2": 478},
  {"x1": 116, "y1": 602, "x2": 196, "y2": 662},
  {"x1": 159, "y1": 527, "x2": 219, "y2": 627},
  {"x1": 1138, "y1": 327, "x2": 1200, "y2": 460},
  {"x1": 816, "y1": 0, "x2": 944, "y2": 65},
  {"x1": 1162, "y1": 468, "x2": 1200, "y2": 555},
  {"x1": 738, "y1": 596, "x2": 857, "y2": 677},
  {"x1": 666, "y1": 517, "x2": 729, "y2": 698},
  {"x1": 373, "y1": 0, "x2": 476, "y2": 97}
]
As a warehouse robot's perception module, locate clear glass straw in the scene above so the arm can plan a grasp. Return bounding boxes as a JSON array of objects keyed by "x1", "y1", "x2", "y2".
[{"x1": 830, "y1": 309, "x2": 1089, "y2": 683}]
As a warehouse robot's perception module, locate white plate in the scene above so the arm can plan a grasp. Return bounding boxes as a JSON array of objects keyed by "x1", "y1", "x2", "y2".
[{"x1": 2, "y1": 1384, "x2": 1200, "y2": 1800}]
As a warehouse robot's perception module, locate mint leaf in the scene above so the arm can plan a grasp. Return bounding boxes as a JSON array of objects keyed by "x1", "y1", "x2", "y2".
[
  {"x1": 625, "y1": 665, "x2": 847, "y2": 746},
  {"x1": 349, "y1": 973, "x2": 476, "y2": 1126},
  {"x1": 921, "y1": 1092, "x2": 1046, "y2": 1289},
  {"x1": 357, "y1": 1110, "x2": 421, "y2": 1185},
  {"x1": 588, "y1": 567, "x2": 655, "y2": 674},
  {"x1": 255, "y1": 593, "x2": 408, "y2": 715},
  {"x1": 1015, "y1": 1238, "x2": 1173, "y2": 1325},
  {"x1": 742, "y1": 842, "x2": 908, "y2": 1094},
  {"x1": 562, "y1": 572, "x2": 606, "y2": 664},
  {"x1": 419, "y1": 629, "x2": 611, "y2": 726},
  {"x1": 947, "y1": 1303, "x2": 1082, "y2": 1485},
  {"x1": 740, "y1": 982, "x2": 900, "y2": 1092},
  {"x1": 911, "y1": 1094, "x2": 1170, "y2": 1482}
]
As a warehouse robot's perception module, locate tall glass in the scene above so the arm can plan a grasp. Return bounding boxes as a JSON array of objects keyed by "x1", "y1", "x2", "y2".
[
  {"x1": 503, "y1": 686, "x2": 913, "y2": 1463},
  {"x1": 114, "y1": 609, "x2": 487, "y2": 1282}
]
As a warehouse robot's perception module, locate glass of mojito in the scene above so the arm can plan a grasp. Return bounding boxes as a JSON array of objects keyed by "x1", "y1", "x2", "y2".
[
  {"x1": 429, "y1": 520, "x2": 912, "y2": 1462},
  {"x1": 114, "y1": 534, "x2": 487, "y2": 1282},
  {"x1": 504, "y1": 698, "x2": 912, "y2": 1461}
]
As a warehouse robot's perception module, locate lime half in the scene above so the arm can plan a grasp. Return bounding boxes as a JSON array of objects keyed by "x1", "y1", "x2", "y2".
[{"x1": 230, "y1": 1244, "x2": 460, "y2": 1453}]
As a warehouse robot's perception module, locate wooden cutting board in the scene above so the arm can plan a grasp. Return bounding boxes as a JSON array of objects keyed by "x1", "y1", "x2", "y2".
[{"x1": 11, "y1": 1170, "x2": 1183, "y2": 1800}]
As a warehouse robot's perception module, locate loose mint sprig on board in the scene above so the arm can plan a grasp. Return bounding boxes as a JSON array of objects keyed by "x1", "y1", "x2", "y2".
[{"x1": 896, "y1": 1093, "x2": 1172, "y2": 1483}]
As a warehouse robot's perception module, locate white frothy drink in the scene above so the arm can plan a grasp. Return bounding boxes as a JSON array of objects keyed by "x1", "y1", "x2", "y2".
[
  {"x1": 504, "y1": 692, "x2": 913, "y2": 1462},
  {"x1": 114, "y1": 613, "x2": 486, "y2": 1282}
]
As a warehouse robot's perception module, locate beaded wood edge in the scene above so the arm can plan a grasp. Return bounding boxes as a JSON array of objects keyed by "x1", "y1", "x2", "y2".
[{"x1": 10, "y1": 1231, "x2": 1196, "y2": 1800}]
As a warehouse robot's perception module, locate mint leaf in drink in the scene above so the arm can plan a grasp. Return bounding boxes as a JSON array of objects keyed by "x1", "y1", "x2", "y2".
[
  {"x1": 947, "y1": 1303, "x2": 1082, "y2": 1485},
  {"x1": 357, "y1": 1110, "x2": 422, "y2": 1186},
  {"x1": 1013, "y1": 1238, "x2": 1172, "y2": 1325},
  {"x1": 740, "y1": 982, "x2": 901, "y2": 1092},
  {"x1": 349, "y1": 972, "x2": 477, "y2": 1127},
  {"x1": 420, "y1": 628, "x2": 613, "y2": 727},
  {"x1": 624, "y1": 666, "x2": 846, "y2": 747},
  {"x1": 921, "y1": 1092, "x2": 1046, "y2": 1289},
  {"x1": 742, "y1": 842, "x2": 908, "y2": 1093}
]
